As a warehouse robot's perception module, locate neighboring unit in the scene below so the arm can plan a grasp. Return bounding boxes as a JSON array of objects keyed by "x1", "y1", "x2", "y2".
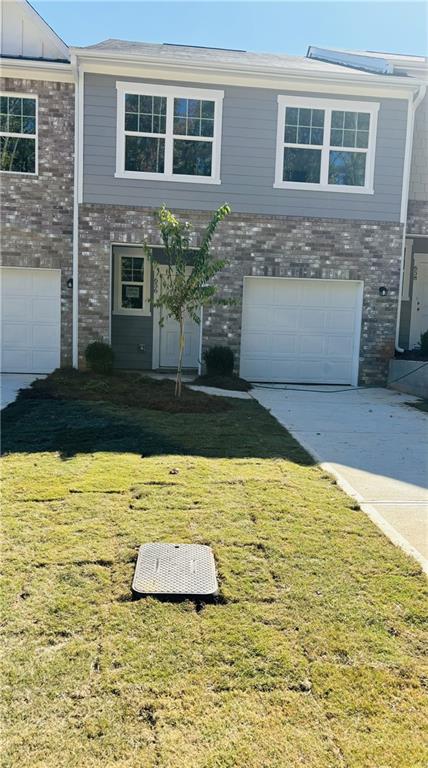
[
  {"x1": 0, "y1": 0, "x2": 74, "y2": 373},
  {"x1": 1, "y1": 2, "x2": 427, "y2": 385}
]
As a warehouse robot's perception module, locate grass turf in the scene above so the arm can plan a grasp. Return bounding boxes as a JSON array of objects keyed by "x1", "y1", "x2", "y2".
[{"x1": 1, "y1": 393, "x2": 427, "y2": 767}]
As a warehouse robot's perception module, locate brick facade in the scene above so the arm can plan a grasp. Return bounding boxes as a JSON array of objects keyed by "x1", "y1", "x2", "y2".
[
  {"x1": 79, "y1": 204, "x2": 403, "y2": 384},
  {"x1": 0, "y1": 78, "x2": 74, "y2": 365},
  {"x1": 407, "y1": 200, "x2": 428, "y2": 237}
]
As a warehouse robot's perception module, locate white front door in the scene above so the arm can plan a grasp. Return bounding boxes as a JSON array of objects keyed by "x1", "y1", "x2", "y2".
[
  {"x1": 154, "y1": 267, "x2": 200, "y2": 370},
  {"x1": 0, "y1": 267, "x2": 61, "y2": 373},
  {"x1": 240, "y1": 277, "x2": 363, "y2": 385},
  {"x1": 409, "y1": 254, "x2": 428, "y2": 349},
  {"x1": 159, "y1": 310, "x2": 201, "y2": 369}
]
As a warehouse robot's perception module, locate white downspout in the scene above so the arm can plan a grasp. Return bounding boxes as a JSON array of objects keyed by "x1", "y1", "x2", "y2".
[
  {"x1": 395, "y1": 84, "x2": 426, "y2": 353},
  {"x1": 71, "y1": 53, "x2": 81, "y2": 368}
]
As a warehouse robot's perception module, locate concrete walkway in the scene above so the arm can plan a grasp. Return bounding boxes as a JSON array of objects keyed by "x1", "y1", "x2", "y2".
[
  {"x1": 1, "y1": 373, "x2": 43, "y2": 409},
  {"x1": 252, "y1": 385, "x2": 428, "y2": 573}
]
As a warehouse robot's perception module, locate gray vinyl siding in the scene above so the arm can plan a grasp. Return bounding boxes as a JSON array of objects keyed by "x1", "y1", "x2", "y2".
[
  {"x1": 409, "y1": 90, "x2": 428, "y2": 202},
  {"x1": 111, "y1": 314, "x2": 153, "y2": 369},
  {"x1": 83, "y1": 73, "x2": 407, "y2": 221}
]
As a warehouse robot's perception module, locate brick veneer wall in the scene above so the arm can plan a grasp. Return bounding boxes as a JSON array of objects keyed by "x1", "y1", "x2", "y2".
[
  {"x1": 407, "y1": 200, "x2": 428, "y2": 237},
  {"x1": 0, "y1": 78, "x2": 74, "y2": 365},
  {"x1": 78, "y1": 204, "x2": 403, "y2": 384}
]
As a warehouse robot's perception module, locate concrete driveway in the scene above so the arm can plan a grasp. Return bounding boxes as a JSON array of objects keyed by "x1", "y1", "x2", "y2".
[
  {"x1": 252, "y1": 385, "x2": 428, "y2": 573},
  {"x1": 1, "y1": 373, "x2": 43, "y2": 409}
]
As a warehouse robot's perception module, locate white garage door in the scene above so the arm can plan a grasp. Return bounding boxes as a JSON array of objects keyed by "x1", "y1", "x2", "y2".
[
  {"x1": 1, "y1": 267, "x2": 61, "y2": 373},
  {"x1": 240, "y1": 277, "x2": 363, "y2": 385}
]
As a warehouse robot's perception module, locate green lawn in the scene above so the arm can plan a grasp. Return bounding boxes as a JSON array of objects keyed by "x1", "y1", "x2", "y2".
[{"x1": 1, "y1": 387, "x2": 427, "y2": 768}]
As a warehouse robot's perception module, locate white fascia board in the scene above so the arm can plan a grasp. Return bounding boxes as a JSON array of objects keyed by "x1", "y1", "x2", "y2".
[
  {"x1": 74, "y1": 56, "x2": 420, "y2": 100},
  {"x1": 0, "y1": 57, "x2": 74, "y2": 82}
]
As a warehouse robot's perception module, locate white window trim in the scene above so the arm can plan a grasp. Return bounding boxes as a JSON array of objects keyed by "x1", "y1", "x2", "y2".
[
  {"x1": 113, "y1": 249, "x2": 151, "y2": 316},
  {"x1": 0, "y1": 92, "x2": 39, "y2": 176},
  {"x1": 115, "y1": 81, "x2": 224, "y2": 184},
  {"x1": 274, "y1": 95, "x2": 379, "y2": 194}
]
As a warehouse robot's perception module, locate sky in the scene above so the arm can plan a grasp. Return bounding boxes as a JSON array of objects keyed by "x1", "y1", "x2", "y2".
[{"x1": 31, "y1": 1, "x2": 427, "y2": 58}]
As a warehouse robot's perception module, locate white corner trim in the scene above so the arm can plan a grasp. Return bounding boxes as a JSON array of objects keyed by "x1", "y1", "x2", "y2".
[
  {"x1": 400, "y1": 85, "x2": 426, "y2": 224},
  {"x1": 274, "y1": 94, "x2": 379, "y2": 195},
  {"x1": 115, "y1": 81, "x2": 223, "y2": 183},
  {"x1": 395, "y1": 84, "x2": 426, "y2": 354}
]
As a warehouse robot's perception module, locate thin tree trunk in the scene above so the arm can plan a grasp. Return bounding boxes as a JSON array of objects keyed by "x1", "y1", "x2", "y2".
[{"x1": 175, "y1": 317, "x2": 185, "y2": 397}]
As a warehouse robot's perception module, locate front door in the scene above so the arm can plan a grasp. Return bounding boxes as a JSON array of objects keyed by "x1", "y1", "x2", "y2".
[
  {"x1": 159, "y1": 310, "x2": 200, "y2": 369},
  {"x1": 155, "y1": 267, "x2": 201, "y2": 370},
  {"x1": 410, "y1": 254, "x2": 428, "y2": 349}
]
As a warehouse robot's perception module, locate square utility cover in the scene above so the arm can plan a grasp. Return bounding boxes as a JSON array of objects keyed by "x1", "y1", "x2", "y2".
[{"x1": 132, "y1": 543, "x2": 218, "y2": 597}]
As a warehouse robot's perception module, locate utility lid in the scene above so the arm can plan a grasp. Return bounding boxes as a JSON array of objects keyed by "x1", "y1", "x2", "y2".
[{"x1": 132, "y1": 543, "x2": 218, "y2": 597}]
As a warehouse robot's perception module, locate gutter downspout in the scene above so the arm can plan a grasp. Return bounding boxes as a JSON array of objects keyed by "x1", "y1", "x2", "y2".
[
  {"x1": 395, "y1": 83, "x2": 426, "y2": 353},
  {"x1": 71, "y1": 53, "x2": 81, "y2": 368}
]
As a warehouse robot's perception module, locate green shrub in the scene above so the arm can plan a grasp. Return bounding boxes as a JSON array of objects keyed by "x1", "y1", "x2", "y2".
[
  {"x1": 204, "y1": 346, "x2": 234, "y2": 376},
  {"x1": 420, "y1": 330, "x2": 428, "y2": 357},
  {"x1": 85, "y1": 341, "x2": 115, "y2": 375}
]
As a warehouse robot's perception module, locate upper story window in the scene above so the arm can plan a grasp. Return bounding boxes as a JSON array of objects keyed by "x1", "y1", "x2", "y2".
[
  {"x1": 0, "y1": 94, "x2": 37, "y2": 175},
  {"x1": 274, "y1": 96, "x2": 379, "y2": 194},
  {"x1": 116, "y1": 82, "x2": 224, "y2": 184}
]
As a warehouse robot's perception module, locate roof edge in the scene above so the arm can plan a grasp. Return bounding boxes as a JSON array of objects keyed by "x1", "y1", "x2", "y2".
[{"x1": 70, "y1": 46, "x2": 424, "y2": 90}]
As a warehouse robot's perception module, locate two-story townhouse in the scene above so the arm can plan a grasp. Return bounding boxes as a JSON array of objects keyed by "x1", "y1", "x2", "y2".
[
  {"x1": 307, "y1": 47, "x2": 428, "y2": 357},
  {"x1": 72, "y1": 39, "x2": 425, "y2": 385},
  {"x1": 0, "y1": 0, "x2": 74, "y2": 373},
  {"x1": 1, "y1": 1, "x2": 426, "y2": 388}
]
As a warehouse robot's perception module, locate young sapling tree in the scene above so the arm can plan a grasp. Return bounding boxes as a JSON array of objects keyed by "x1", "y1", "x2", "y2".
[{"x1": 147, "y1": 204, "x2": 231, "y2": 396}]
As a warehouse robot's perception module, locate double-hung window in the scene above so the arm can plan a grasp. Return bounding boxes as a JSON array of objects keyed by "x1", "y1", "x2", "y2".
[
  {"x1": 0, "y1": 93, "x2": 37, "y2": 175},
  {"x1": 116, "y1": 82, "x2": 223, "y2": 183},
  {"x1": 274, "y1": 96, "x2": 379, "y2": 193},
  {"x1": 113, "y1": 247, "x2": 151, "y2": 316}
]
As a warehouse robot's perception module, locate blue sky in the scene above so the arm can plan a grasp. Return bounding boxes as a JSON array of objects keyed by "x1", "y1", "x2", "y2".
[{"x1": 32, "y1": 1, "x2": 427, "y2": 57}]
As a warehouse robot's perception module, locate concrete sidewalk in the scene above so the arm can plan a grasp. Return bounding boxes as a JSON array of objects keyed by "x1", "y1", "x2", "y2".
[
  {"x1": 252, "y1": 385, "x2": 428, "y2": 573},
  {"x1": 1, "y1": 374, "x2": 44, "y2": 409}
]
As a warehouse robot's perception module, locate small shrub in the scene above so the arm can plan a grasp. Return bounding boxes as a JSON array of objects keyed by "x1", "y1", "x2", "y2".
[
  {"x1": 420, "y1": 330, "x2": 428, "y2": 357},
  {"x1": 85, "y1": 341, "x2": 115, "y2": 374},
  {"x1": 204, "y1": 346, "x2": 234, "y2": 376}
]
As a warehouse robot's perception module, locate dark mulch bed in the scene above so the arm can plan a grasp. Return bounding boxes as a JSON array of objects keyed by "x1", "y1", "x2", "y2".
[
  {"x1": 396, "y1": 351, "x2": 428, "y2": 361},
  {"x1": 407, "y1": 400, "x2": 428, "y2": 414},
  {"x1": 18, "y1": 368, "x2": 232, "y2": 413},
  {"x1": 192, "y1": 374, "x2": 252, "y2": 391}
]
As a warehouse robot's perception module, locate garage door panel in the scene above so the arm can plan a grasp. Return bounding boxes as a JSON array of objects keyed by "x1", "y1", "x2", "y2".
[
  {"x1": 299, "y1": 335, "x2": 327, "y2": 355},
  {"x1": 326, "y1": 283, "x2": 358, "y2": 308},
  {"x1": 273, "y1": 307, "x2": 299, "y2": 330},
  {"x1": 298, "y1": 308, "x2": 326, "y2": 331},
  {"x1": 240, "y1": 277, "x2": 362, "y2": 385},
  {"x1": 3, "y1": 323, "x2": 33, "y2": 347},
  {"x1": 2, "y1": 296, "x2": 33, "y2": 321},
  {"x1": 33, "y1": 297, "x2": 60, "y2": 322},
  {"x1": 325, "y1": 309, "x2": 356, "y2": 333},
  {"x1": 1, "y1": 268, "x2": 61, "y2": 374},
  {"x1": 326, "y1": 335, "x2": 355, "y2": 357},
  {"x1": 32, "y1": 324, "x2": 60, "y2": 347}
]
